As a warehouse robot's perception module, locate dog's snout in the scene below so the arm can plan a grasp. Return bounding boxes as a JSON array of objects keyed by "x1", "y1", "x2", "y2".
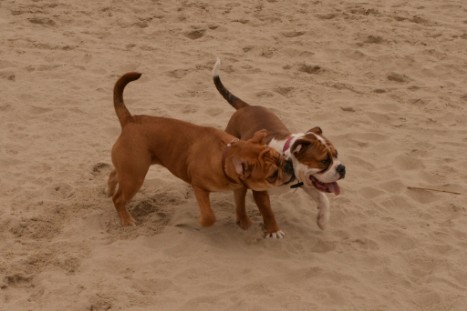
[{"x1": 336, "y1": 164, "x2": 346, "y2": 178}]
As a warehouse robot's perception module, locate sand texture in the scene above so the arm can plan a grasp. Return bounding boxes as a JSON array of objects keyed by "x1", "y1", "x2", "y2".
[{"x1": 1, "y1": 0, "x2": 467, "y2": 310}]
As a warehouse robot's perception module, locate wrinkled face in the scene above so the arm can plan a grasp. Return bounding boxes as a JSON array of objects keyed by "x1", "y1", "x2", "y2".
[
  {"x1": 231, "y1": 142, "x2": 294, "y2": 191},
  {"x1": 291, "y1": 127, "x2": 345, "y2": 195}
]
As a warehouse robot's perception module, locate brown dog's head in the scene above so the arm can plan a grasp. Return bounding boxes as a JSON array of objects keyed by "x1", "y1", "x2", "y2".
[
  {"x1": 288, "y1": 127, "x2": 345, "y2": 195},
  {"x1": 227, "y1": 130, "x2": 294, "y2": 191}
]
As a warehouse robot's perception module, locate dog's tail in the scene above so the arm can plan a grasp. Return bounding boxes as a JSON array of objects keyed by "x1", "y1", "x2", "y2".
[
  {"x1": 113, "y1": 72, "x2": 142, "y2": 128},
  {"x1": 212, "y1": 58, "x2": 249, "y2": 110}
]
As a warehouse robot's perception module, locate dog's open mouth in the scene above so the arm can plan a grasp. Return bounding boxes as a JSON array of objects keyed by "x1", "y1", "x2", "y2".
[{"x1": 310, "y1": 176, "x2": 340, "y2": 195}]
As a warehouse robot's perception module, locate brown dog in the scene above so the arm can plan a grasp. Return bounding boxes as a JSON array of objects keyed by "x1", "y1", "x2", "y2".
[
  {"x1": 106, "y1": 72, "x2": 294, "y2": 230},
  {"x1": 213, "y1": 59, "x2": 346, "y2": 237}
]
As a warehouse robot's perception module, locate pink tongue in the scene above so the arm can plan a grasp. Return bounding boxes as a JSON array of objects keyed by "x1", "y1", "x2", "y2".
[{"x1": 327, "y1": 182, "x2": 340, "y2": 195}]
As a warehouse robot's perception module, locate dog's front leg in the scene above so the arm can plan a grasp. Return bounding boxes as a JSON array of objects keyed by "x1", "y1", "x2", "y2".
[
  {"x1": 302, "y1": 186, "x2": 330, "y2": 230},
  {"x1": 192, "y1": 186, "x2": 216, "y2": 227},
  {"x1": 252, "y1": 190, "x2": 285, "y2": 239},
  {"x1": 234, "y1": 187, "x2": 253, "y2": 230}
]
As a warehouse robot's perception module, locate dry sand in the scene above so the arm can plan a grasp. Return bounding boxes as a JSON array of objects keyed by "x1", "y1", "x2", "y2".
[{"x1": 1, "y1": 0, "x2": 467, "y2": 310}]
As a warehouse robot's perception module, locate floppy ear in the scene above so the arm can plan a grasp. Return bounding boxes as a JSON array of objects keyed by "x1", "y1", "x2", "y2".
[
  {"x1": 259, "y1": 148, "x2": 273, "y2": 161},
  {"x1": 232, "y1": 157, "x2": 251, "y2": 179},
  {"x1": 247, "y1": 129, "x2": 268, "y2": 145},
  {"x1": 291, "y1": 139, "x2": 311, "y2": 156},
  {"x1": 307, "y1": 126, "x2": 323, "y2": 135}
]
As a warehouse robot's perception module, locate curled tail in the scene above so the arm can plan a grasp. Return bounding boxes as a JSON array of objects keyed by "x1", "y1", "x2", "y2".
[
  {"x1": 212, "y1": 58, "x2": 250, "y2": 110},
  {"x1": 113, "y1": 72, "x2": 142, "y2": 128}
]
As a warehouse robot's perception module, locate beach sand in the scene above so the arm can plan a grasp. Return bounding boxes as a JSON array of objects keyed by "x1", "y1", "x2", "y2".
[{"x1": 1, "y1": 0, "x2": 467, "y2": 310}]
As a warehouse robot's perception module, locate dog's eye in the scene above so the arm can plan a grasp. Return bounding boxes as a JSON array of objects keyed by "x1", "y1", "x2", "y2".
[
  {"x1": 321, "y1": 158, "x2": 331, "y2": 166},
  {"x1": 267, "y1": 170, "x2": 279, "y2": 183}
]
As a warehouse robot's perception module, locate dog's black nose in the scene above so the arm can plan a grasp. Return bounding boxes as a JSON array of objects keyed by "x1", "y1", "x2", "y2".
[{"x1": 336, "y1": 164, "x2": 346, "y2": 178}]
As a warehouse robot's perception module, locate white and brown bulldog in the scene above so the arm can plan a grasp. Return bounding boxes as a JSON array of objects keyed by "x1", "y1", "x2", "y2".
[
  {"x1": 212, "y1": 58, "x2": 346, "y2": 237},
  {"x1": 107, "y1": 72, "x2": 294, "y2": 229}
]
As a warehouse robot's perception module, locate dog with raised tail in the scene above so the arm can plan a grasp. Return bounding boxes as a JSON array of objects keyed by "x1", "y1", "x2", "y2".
[
  {"x1": 106, "y1": 72, "x2": 294, "y2": 230},
  {"x1": 212, "y1": 58, "x2": 346, "y2": 234}
]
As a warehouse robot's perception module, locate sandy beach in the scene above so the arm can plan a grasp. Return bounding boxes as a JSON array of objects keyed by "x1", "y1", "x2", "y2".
[{"x1": 1, "y1": 0, "x2": 467, "y2": 310}]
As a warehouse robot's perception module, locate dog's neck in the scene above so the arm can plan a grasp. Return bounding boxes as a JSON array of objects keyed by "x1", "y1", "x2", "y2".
[
  {"x1": 270, "y1": 133, "x2": 306, "y2": 189},
  {"x1": 270, "y1": 133, "x2": 305, "y2": 158}
]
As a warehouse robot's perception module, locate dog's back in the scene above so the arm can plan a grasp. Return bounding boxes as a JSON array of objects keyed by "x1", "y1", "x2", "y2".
[
  {"x1": 226, "y1": 106, "x2": 289, "y2": 143},
  {"x1": 213, "y1": 59, "x2": 290, "y2": 142}
]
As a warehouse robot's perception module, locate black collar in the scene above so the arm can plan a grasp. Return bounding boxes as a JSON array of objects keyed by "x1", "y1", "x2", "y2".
[{"x1": 290, "y1": 181, "x2": 304, "y2": 189}]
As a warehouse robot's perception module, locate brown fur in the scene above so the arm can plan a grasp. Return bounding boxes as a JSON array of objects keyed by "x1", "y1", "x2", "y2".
[
  {"x1": 214, "y1": 62, "x2": 344, "y2": 235},
  {"x1": 224, "y1": 107, "x2": 294, "y2": 235},
  {"x1": 107, "y1": 72, "x2": 292, "y2": 228}
]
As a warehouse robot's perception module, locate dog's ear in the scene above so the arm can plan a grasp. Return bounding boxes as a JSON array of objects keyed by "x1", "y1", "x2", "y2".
[
  {"x1": 258, "y1": 148, "x2": 274, "y2": 162},
  {"x1": 248, "y1": 129, "x2": 268, "y2": 145},
  {"x1": 232, "y1": 157, "x2": 251, "y2": 179},
  {"x1": 307, "y1": 126, "x2": 323, "y2": 135},
  {"x1": 291, "y1": 139, "x2": 312, "y2": 157}
]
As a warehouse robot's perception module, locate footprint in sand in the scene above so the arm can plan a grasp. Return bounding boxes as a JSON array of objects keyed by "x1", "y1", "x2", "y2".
[
  {"x1": 274, "y1": 86, "x2": 294, "y2": 97},
  {"x1": 9, "y1": 217, "x2": 61, "y2": 240},
  {"x1": 348, "y1": 237, "x2": 380, "y2": 251},
  {"x1": 255, "y1": 90, "x2": 274, "y2": 98},
  {"x1": 316, "y1": 13, "x2": 338, "y2": 20},
  {"x1": 387, "y1": 72, "x2": 411, "y2": 83},
  {"x1": 260, "y1": 47, "x2": 275, "y2": 58},
  {"x1": 167, "y1": 68, "x2": 191, "y2": 79},
  {"x1": 281, "y1": 31, "x2": 305, "y2": 38},
  {"x1": 0, "y1": 71, "x2": 15, "y2": 81},
  {"x1": 48, "y1": 183, "x2": 75, "y2": 199},
  {"x1": 54, "y1": 256, "x2": 81, "y2": 274},
  {"x1": 297, "y1": 63, "x2": 323, "y2": 74},
  {"x1": 364, "y1": 35, "x2": 385, "y2": 44},
  {"x1": 28, "y1": 17, "x2": 56, "y2": 27},
  {"x1": 2, "y1": 273, "x2": 33, "y2": 289},
  {"x1": 123, "y1": 191, "x2": 181, "y2": 234},
  {"x1": 91, "y1": 162, "x2": 112, "y2": 175},
  {"x1": 184, "y1": 29, "x2": 206, "y2": 40}
]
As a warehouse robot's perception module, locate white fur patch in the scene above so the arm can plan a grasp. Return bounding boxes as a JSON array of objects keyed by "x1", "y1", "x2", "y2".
[
  {"x1": 269, "y1": 133, "x2": 304, "y2": 156},
  {"x1": 269, "y1": 137, "x2": 286, "y2": 154},
  {"x1": 212, "y1": 57, "x2": 221, "y2": 77},
  {"x1": 265, "y1": 230, "x2": 285, "y2": 239}
]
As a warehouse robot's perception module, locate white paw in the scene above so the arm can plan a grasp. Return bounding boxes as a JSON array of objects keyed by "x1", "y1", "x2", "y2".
[{"x1": 265, "y1": 230, "x2": 286, "y2": 239}]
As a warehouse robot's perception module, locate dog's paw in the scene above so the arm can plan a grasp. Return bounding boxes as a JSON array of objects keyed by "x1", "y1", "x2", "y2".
[
  {"x1": 265, "y1": 230, "x2": 285, "y2": 239},
  {"x1": 118, "y1": 211, "x2": 137, "y2": 227},
  {"x1": 120, "y1": 217, "x2": 137, "y2": 227},
  {"x1": 199, "y1": 214, "x2": 216, "y2": 227},
  {"x1": 236, "y1": 217, "x2": 253, "y2": 230}
]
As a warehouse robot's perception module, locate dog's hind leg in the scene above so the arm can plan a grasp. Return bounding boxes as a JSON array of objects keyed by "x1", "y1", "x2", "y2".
[
  {"x1": 111, "y1": 155, "x2": 151, "y2": 226},
  {"x1": 106, "y1": 169, "x2": 118, "y2": 197}
]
